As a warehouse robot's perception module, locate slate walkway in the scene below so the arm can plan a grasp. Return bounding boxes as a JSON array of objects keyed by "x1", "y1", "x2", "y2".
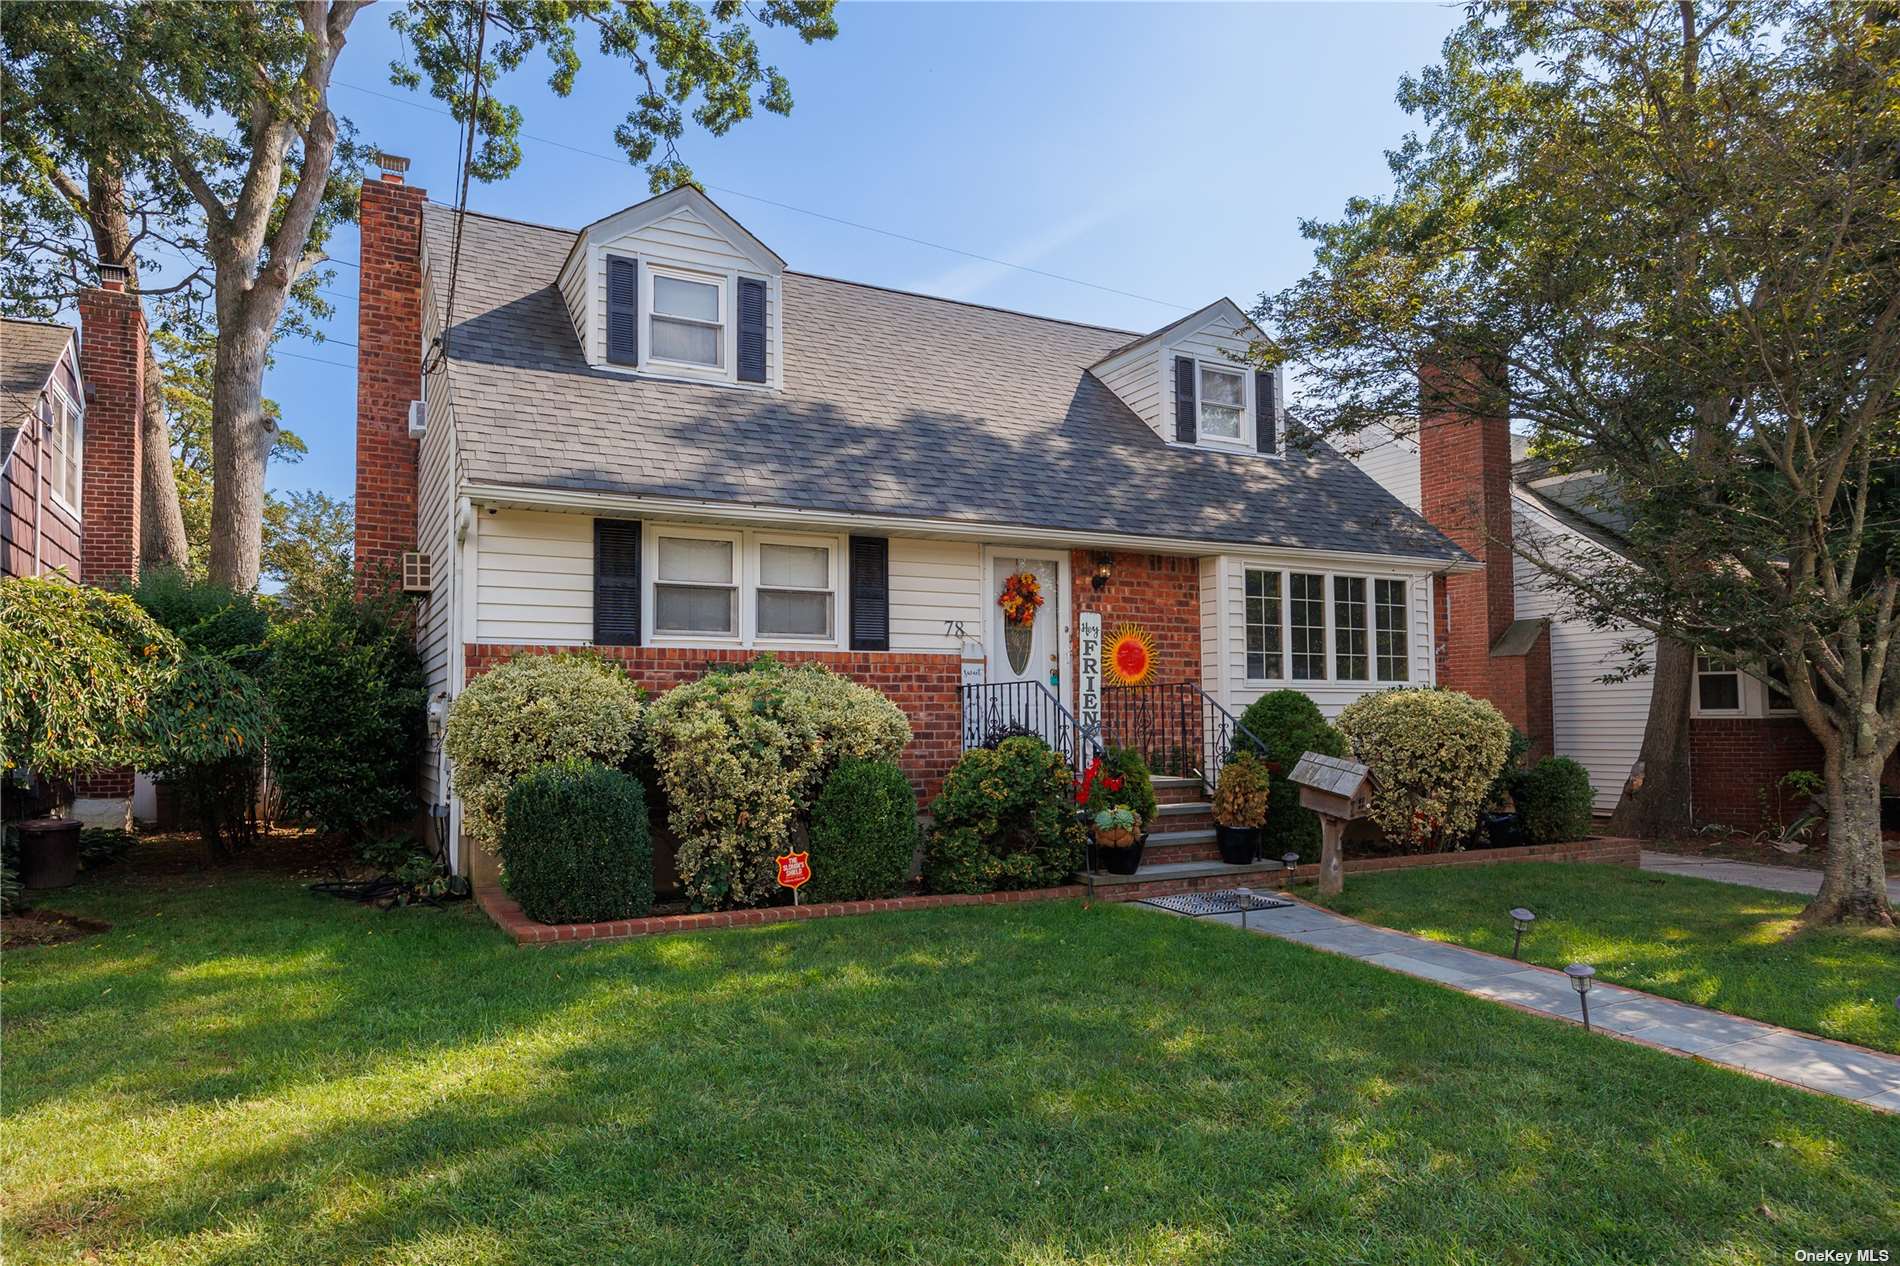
[
  {"x1": 1640, "y1": 848, "x2": 1900, "y2": 901},
  {"x1": 1142, "y1": 897, "x2": 1900, "y2": 1113}
]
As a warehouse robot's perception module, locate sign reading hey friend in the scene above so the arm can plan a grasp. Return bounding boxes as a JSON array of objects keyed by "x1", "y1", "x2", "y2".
[{"x1": 1078, "y1": 612, "x2": 1103, "y2": 740}]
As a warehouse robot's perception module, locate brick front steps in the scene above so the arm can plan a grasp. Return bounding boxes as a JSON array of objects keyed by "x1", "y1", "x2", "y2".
[{"x1": 476, "y1": 836, "x2": 1641, "y2": 946}]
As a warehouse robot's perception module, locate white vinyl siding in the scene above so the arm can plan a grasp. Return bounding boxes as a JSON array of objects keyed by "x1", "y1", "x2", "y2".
[
  {"x1": 556, "y1": 247, "x2": 590, "y2": 360},
  {"x1": 1330, "y1": 422, "x2": 1421, "y2": 511},
  {"x1": 415, "y1": 272, "x2": 460, "y2": 812},
  {"x1": 887, "y1": 537, "x2": 982, "y2": 651},
  {"x1": 475, "y1": 510, "x2": 594, "y2": 644},
  {"x1": 1163, "y1": 316, "x2": 1276, "y2": 454},
  {"x1": 1093, "y1": 345, "x2": 1163, "y2": 437}
]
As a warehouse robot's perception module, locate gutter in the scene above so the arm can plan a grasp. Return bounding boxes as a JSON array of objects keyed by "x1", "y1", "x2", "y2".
[{"x1": 460, "y1": 481, "x2": 1484, "y2": 576}]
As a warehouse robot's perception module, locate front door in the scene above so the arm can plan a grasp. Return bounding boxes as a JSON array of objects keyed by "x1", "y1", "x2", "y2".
[{"x1": 979, "y1": 553, "x2": 1066, "y2": 747}]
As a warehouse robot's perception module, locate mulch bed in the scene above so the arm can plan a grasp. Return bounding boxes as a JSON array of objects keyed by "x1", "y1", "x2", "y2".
[{"x1": 3, "y1": 908, "x2": 112, "y2": 950}]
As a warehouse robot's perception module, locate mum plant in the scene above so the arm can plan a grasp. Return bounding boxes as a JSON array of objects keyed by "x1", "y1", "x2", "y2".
[{"x1": 1212, "y1": 751, "x2": 1272, "y2": 830}]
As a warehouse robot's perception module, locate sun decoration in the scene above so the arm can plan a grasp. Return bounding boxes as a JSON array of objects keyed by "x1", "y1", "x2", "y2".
[
  {"x1": 1104, "y1": 623, "x2": 1157, "y2": 686},
  {"x1": 998, "y1": 571, "x2": 1044, "y2": 627}
]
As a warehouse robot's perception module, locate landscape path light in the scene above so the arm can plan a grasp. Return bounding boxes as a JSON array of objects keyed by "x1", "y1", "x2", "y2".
[
  {"x1": 1565, "y1": 963, "x2": 1597, "y2": 1032},
  {"x1": 1234, "y1": 887, "x2": 1253, "y2": 931},
  {"x1": 1509, "y1": 907, "x2": 1536, "y2": 959}
]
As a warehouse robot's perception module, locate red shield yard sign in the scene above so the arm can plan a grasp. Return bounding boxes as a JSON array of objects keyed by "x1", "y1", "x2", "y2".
[{"x1": 776, "y1": 851, "x2": 811, "y2": 890}]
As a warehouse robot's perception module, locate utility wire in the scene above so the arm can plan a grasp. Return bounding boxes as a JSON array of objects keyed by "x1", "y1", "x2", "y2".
[{"x1": 422, "y1": 4, "x2": 488, "y2": 376}]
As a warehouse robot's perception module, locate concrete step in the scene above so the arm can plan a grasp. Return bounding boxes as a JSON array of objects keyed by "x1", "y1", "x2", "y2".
[
  {"x1": 1152, "y1": 775, "x2": 1210, "y2": 805},
  {"x1": 1151, "y1": 802, "x2": 1215, "y2": 833},
  {"x1": 1078, "y1": 857, "x2": 1290, "y2": 901}
]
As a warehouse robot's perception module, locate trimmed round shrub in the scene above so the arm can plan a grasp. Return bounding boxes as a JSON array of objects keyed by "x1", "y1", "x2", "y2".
[
  {"x1": 443, "y1": 652, "x2": 644, "y2": 853},
  {"x1": 501, "y1": 759, "x2": 653, "y2": 924},
  {"x1": 924, "y1": 737, "x2": 1085, "y2": 894},
  {"x1": 1234, "y1": 689, "x2": 1347, "y2": 862},
  {"x1": 1516, "y1": 756, "x2": 1595, "y2": 844},
  {"x1": 806, "y1": 758, "x2": 917, "y2": 903},
  {"x1": 643, "y1": 659, "x2": 911, "y2": 909},
  {"x1": 1337, "y1": 688, "x2": 1513, "y2": 851}
]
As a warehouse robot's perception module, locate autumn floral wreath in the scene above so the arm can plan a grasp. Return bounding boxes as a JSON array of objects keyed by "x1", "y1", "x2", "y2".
[{"x1": 998, "y1": 571, "x2": 1045, "y2": 627}]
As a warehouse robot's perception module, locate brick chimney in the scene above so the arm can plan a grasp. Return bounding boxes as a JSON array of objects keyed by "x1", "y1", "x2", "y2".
[
  {"x1": 1418, "y1": 353, "x2": 1554, "y2": 757},
  {"x1": 77, "y1": 268, "x2": 143, "y2": 586},
  {"x1": 354, "y1": 154, "x2": 426, "y2": 585}
]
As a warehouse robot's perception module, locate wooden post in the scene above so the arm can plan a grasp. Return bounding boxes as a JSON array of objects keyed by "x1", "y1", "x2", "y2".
[{"x1": 1319, "y1": 816, "x2": 1345, "y2": 897}]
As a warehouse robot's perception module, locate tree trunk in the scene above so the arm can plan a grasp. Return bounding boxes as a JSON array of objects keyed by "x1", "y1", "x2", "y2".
[
  {"x1": 1607, "y1": 635, "x2": 1697, "y2": 838},
  {"x1": 1803, "y1": 747, "x2": 1893, "y2": 927},
  {"x1": 205, "y1": 322, "x2": 274, "y2": 590},
  {"x1": 139, "y1": 342, "x2": 191, "y2": 570}
]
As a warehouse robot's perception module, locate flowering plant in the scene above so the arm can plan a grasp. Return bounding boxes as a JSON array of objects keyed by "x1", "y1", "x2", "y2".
[
  {"x1": 1075, "y1": 755, "x2": 1124, "y2": 806},
  {"x1": 998, "y1": 571, "x2": 1044, "y2": 627}
]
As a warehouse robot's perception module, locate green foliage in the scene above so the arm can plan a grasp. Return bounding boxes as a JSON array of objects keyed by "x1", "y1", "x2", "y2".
[
  {"x1": 924, "y1": 738, "x2": 1085, "y2": 895},
  {"x1": 1094, "y1": 746, "x2": 1157, "y2": 826},
  {"x1": 805, "y1": 759, "x2": 917, "y2": 904},
  {"x1": 643, "y1": 659, "x2": 910, "y2": 910},
  {"x1": 1337, "y1": 689, "x2": 1514, "y2": 852},
  {"x1": 0, "y1": 577, "x2": 181, "y2": 779},
  {"x1": 1235, "y1": 689, "x2": 1346, "y2": 861},
  {"x1": 1487, "y1": 726, "x2": 1534, "y2": 810},
  {"x1": 261, "y1": 490, "x2": 354, "y2": 616},
  {"x1": 1212, "y1": 751, "x2": 1273, "y2": 830},
  {"x1": 78, "y1": 828, "x2": 136, "y2": 870},
  {"x1": 501, "y1": 760, "x2": 653, "y2": 925},
  {"x1": 266, "y1": 591, "x2": 427, "y2": 840},
  {"x1": 443, "y1": 653, "x2": 646, "y2": 853},
  {"x1": 1515, "y1": 757, "x2": 1595, "y2": 845},
  {"x1": 1, "y1": 824, "x2": 21, "y2": 915},
  {"x1": 125, "y1": 566, "x2": 269, "y2": 660}
]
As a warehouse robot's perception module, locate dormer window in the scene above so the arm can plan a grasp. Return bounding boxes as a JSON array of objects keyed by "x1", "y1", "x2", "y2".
[
  {"x1": 1198, "y1": 364, "x2": 1246, "y2": 441},
  {"x1": 650, "y1": 269, "x2": 724, "y2": 368}
]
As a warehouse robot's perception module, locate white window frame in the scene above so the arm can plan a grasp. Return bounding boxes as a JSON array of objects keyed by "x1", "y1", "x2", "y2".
[
  {"x1": 1241, "y1": 566, "x2": 1414, "y2": 685},
  {"x1": 1194, "y1": 360, "x2": 1250, "y2": 448},
  {"x1": 1286, "y1": 570, "x2": 1330, "y2": 683},
  {"x1": 1242, "y1": 567, "x2": 1283, "y2": 683},
  {"x1": 1373, "y1": 577, "x2": 1411, "y2": 683},
  {"x1": 644, "y1": 264, "x2": 728, "y2": 374},
  {"x1": 751, "y1": 531, "x2": 840, "y2": 644},
  {"x1": 1332, "y1": 575, "x2": 1371, "y2": 683},
  {"x1": 641, "y1": 524, "x2": 847, "y2": 651},
  {"x1": 43, "y1": 384, "x2": 83, "y2": 516},
  {"x1": 1693, "y1": 654, "x2": 1744, "y2": 715}
]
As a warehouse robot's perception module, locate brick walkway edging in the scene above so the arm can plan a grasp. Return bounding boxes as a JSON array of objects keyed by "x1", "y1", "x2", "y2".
[{"x1": 475, "y1": 836, "x2": 1640, "y2": 946}]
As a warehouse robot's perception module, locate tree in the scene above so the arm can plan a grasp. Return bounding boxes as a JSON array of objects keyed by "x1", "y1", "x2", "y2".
[
  {"x1": 1259, "y1": 1, "x2": 1897, "y2": 925},
  {"x1": 5, "y1": 1, "x2": 837, "y2": 589},
  {"x1": 263, "y1": 489, "x2": 354, "y2": 614}
]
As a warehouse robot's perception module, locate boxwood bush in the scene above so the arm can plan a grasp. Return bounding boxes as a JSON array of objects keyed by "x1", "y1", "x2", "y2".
[
  {"x1": 924, "y1": 737, "x2": 1085, "y2": 894},
  {"x1": 805, "y1": 758, "x2": 918, "y2": 903},
  {"x1": 1337, "y1": 688, "x2": 1513, "y2": 851},
  {"x1": 500, "y1": 760, "x2": 653, "y2": 924},
  {"x1": 1516, "y1": 756, "x2": 1595, "y2": 844},
  {"x1": 1234, "y1": 689, "x2": 1347, "y2": 862}
]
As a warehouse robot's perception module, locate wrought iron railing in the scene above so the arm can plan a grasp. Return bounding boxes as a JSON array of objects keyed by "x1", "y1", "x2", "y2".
[
  {"x1": 958, "y1": 680, "x2": 1106, "y2": 779},
  {"x1": 1100, "y1": 681, "x2": 1271, "y2": 794}
]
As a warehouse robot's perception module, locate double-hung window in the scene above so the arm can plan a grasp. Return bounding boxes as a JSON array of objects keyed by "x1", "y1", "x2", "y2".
[
  {"x1": 649, "y1": 270, "x2": 724, "y2": 368},
  {"x1": 1374, "y1": 578, "x2": 1409, "y2": 682},
  {"x1": 1197, "y1": 364, "x2": 1245, "y2": 441},
  {"x1": 1694, "y1": 654, "x2": 1742, "y2": 713},
  {"x1": 1244, "y1": 569, "x2": 1282, "y2": 680},
  {"x1": 43, "y1": 391, "x2": 82, "y2": 512},
  {"x1": 1333, "y1": 576, "x2": 1369, "y2": 681},
  {"x1": 654, "y1": 533, "x2": 738, "y2": 636},
  {"x1": 756, "y1": 539, "x2": 835, "y2": 640},
  {"x1": 1289, "y1": 572, "x2": 1327, "y2": 680}
]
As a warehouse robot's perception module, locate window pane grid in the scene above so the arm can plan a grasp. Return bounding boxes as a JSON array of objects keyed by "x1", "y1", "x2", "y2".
[
  {"x1": 1198, "y1": 364, "x2": 1244, "y2": 439},
  {"x1": 756, "y1": 542, "x2": 834, "y2": 639},
  {"x1": 1695, "y1": 654, "x2": 1741, "y2": 712},
  {"x1": 1290, "y1": 573, "x2": 1326, "y2": 680},
  {"x1": 1374, "y1": 578, "x2": 1409, "y2": 681},
  {"x1": 1333, "y1": 576, "x2": 1369, "y2": 681},
  {"x1": 1244, "y1": 570, "x2": 1282, "y2": 680}
]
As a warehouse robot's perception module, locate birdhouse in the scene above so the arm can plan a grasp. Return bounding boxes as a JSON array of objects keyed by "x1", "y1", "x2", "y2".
[{"x1": 1289, "y1": 752, "x2": 1374, "y2": 821}]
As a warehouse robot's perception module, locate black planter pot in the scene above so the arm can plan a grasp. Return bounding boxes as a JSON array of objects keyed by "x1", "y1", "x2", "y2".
[
  {"x1": 16, "y1": 817, "x2": 82, "y2": 889},
  {"x1": 1090, "y1": 833, "x2": 1147, "y2": 875},
  {"x1": 1215, "y1": 824, "x2": 1260, "y2": 865},
  {"x1": 1482, "y1": 811, "x2": 1525, "y2": 849}
]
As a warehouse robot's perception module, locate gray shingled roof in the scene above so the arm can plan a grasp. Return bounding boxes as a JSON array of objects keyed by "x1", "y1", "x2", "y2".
[
  {"x1": 425, "y1": 206, "x2": 1469, "y2": 562},
  {"x1": 2, "y1": 318, "x2": 74, "y2": 462}
]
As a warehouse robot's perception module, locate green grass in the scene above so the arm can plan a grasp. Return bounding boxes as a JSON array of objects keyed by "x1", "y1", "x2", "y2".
[
  {"x1": 1312, "y1": 862, "x2": 1900, "y2": 1055},
  {"x1": 3, "y1": 869, "x2": 1896, "y2": 1265}
]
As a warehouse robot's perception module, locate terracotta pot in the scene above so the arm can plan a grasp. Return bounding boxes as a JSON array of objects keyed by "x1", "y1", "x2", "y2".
[{"x1": 16, "y1": 817, "x2": 82, "y2": 889}]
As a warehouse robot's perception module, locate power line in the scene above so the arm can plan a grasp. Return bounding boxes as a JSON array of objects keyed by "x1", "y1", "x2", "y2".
[{"x1": 331, "y1": 78, "x2": 1192, "y2": 313}]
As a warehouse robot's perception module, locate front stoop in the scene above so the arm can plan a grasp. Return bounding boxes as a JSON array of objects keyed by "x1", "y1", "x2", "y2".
[{"x1": 1078, "y1": 858, "x2": 1291, "y2": 901}]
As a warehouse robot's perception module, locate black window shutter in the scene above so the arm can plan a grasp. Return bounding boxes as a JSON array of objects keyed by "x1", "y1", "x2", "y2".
[
  {"x1": 594, "y1": 519, "x2": 641, "y2": 646},
  {"x1": 1173, "y1": 356, "x2": 1197, "y2": 443},
  {"x1": 606, "y1": 256, "x2": 639, "y2": 366},
  {"x1": 1255, "y1": 368, "x2": 1278, "y2": 455},
  {"x1": 848, "y1": 535, "x2": 890, "y2": 651},
  {"x1": 736, "y1": 277, "x2": 767, "y2": 383}
]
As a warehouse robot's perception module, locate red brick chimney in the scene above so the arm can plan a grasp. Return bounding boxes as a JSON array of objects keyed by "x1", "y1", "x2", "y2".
[
  {"x1": 77, "y1": 268, "x2": 144, "y2": 586},
  {"x1": 354, "y1": 154, "x2": 426, "y2": 585},
  {"x1": 1418, "y1": 353, "x2": 1554, "y2": 757}
]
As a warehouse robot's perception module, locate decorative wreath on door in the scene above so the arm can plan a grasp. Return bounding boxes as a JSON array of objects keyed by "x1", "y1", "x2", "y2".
[{"x1": 998, "y1": 571, "x2": 1044, "y2": 674}]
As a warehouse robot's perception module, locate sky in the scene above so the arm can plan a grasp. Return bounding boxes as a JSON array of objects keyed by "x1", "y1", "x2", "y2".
[{"x1": 266, "y1": 1, "x2": 1463, "y2": 506}]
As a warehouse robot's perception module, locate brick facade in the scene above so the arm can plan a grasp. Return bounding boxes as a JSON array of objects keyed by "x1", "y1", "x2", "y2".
[
  {"x1": 354, "y1": 172, "x2": 426, "y2": 583},
  {"x1": 1067, "y1": 550, "x2": 1201, "y2": 687},
  {"x1": 1688, "y1": 717, "x2": 1828, "y2": 831},
  {"x1": 76, "y1": 284, "x2": 143, "y2": 586},
  {"x1": 464, "y1": 643, "x2": 963, "y2": 801}
]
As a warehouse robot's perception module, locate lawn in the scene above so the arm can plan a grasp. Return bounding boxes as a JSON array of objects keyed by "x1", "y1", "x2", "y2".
[
  {"x1": 1311, "y1": 861, "x2": 1900, "y2": 1055},
  {"x1": 2, "y1": 863, "x2": 1896, "y2": 1265}
]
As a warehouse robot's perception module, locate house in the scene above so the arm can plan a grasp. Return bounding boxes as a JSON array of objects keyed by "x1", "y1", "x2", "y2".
[
  {"x1": 2, "y1": 276, "x2": 148, "y2": 828},
  {"x1": 1339, "y1": 416, "x2": 1889, "y2": 831},
  {"x1": 353, "y1": 157, "x2": 1494, "y2": 882}
]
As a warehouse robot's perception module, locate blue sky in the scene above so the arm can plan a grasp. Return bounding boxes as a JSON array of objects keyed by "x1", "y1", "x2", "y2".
[{"x1": 271, "y1": 1, "x2": 1461, "y2": 505}]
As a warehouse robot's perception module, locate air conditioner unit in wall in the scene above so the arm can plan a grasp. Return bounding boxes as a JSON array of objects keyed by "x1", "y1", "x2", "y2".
[
  {"x1": 407, "y1": 399, "x2": 426, "y2": 439},
  {"x1": 401, "y1": 551, "x2": 432, "y2": 593}
]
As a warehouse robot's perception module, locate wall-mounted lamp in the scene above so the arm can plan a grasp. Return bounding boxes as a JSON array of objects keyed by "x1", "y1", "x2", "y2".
[{"x1": 1090, "y1": 552, "x2": 1115, "y2": 591}]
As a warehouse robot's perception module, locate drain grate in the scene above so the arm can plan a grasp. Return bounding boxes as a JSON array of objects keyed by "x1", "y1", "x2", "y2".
[{"x1": 1140, "y1": 889, "x2": 1293, "y2": 917}]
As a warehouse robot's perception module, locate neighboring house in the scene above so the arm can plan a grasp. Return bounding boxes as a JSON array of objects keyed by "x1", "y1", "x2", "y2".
[
  {"x1": 353, "y1": 158, "x2": 1486, "y2": 882},
  {"x1": 1, "y1": 273, "x2": 151, "y2": 827}
]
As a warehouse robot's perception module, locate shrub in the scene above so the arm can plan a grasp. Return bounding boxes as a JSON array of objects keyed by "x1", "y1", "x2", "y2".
[
  {"x1": 805, "y1": 759, "x2": 917, "y2": 903},
  {"x1": 1234, "y1": 689, "x2": 1347, "y2": 861},
  {"x1": 501, "y1": 760, "x2": 653, "y2": 924},
  {"x1": 1212, "y1": 750, "x2": 1272, "y2": 829},
  {"x1": 644, "y1": 660, "x2": 910, "y2": 909},
  {"x1": 924, "y1": 737, "x2": 1085, "y2": 894},
  {"x1": 1516, "y1": 756, "x2": 1595, "y2": 844},
  {"x1": 267, "y1": 590, "x2": 427, "y2": 841},
  {"x1": 1336, "y1": 688, "x2": 1513, "y2": 851},
  {"x1": 442, "y1": 652, "x2": 644, "y2": 852}
]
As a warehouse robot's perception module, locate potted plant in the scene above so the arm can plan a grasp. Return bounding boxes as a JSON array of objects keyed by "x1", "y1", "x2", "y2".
[
  {"x1": 1089, "y1": 803, "x2": 1146, "y2": 874},
  {"x1": 1212, "y1": 750, "x2": 1272, "y2": 864},
  {"x1": 1077, "y1": 750, "x2": 1153, "y2": 874}
]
